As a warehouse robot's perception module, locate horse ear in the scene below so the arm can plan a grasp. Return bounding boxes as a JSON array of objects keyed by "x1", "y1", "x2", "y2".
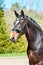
[
  {"x1": 21, "y1": 10, "x2": 24, "y2": 16},
  {"x1": 14, "y1": 10, "x2": 19, "y2": 17}
]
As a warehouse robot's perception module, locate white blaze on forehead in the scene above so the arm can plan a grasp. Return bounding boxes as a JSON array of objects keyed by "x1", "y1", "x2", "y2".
[
  {"x1": 16, "y1": 18, "x2": 19, "y2": 25},
  {"x1": 16, "y1": 20, "x2": 19, "y2": 25}
]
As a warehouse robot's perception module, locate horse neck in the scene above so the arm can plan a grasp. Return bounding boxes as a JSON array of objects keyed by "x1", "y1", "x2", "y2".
[
  {"x1": 25, "y1": 24, "x2": 42, "y2": 52},
  {"x1": 25, "y1": 25, "x2": 41, "y2": 44}
]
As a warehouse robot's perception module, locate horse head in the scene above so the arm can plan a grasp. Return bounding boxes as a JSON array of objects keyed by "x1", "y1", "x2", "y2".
[{"x1": 10, "y1": 10, "x2": 27, "y2": 42}]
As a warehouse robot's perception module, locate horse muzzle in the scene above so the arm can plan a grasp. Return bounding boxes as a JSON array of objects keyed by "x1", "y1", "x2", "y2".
[
  {"x1": 10, "y1": 30, "x2": 20, "y2": 43},
  {"x1": 10, "y1": 37, "x2": 17, "y2": 43}
]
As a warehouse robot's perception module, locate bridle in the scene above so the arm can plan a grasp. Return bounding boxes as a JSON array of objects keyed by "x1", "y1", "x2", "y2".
[
  {"x1": 12, "y1": 17, "x2": 27, "y2": 34},
  {"x1": 12, "y1": 16, "x2": 42, "y2": 48}
]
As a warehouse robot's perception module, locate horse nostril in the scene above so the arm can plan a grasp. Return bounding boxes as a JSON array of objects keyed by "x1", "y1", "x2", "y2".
[
  {"x1": 10, "y1": 37, "x2": 16, "y2": 42},
  {"x1": 10, "y1": 37, "x2": 14, "y2": 40},
  {"x1": 12, "y1": 37, "x2": 14, "y2": 39}
]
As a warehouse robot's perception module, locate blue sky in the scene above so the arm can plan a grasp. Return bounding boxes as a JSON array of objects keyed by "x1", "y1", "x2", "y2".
[{"x1": 4, "y1": 0, "x2": 43, "y2": 11}]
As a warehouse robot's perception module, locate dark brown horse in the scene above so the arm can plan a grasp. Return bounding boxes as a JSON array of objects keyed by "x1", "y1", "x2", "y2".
[{"x1": 10, "y1": 10, "x2": 43, "y2": 65}]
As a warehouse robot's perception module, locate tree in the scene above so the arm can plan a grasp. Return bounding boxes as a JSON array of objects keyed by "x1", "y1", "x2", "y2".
[
  {"x1": 10, "y1": 2, "x2": 20, "y2": 11},
  {"x1": 0, "y1": 0, "x2": 8, "y2": 53},
  {"x1": 35, "y1": 0, "x2": 39, "y2": 17},
  {"x1": 22, "y1": 6, "x2": 26, "y2": 10},
  {"x1": 0, "y1": 1, "x2": 26, "y2": 54}
]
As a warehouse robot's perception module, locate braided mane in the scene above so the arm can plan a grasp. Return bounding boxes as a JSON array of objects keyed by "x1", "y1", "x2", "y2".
[{"x1": 27, "y1": 17, "x2": 42, "y2": 32}]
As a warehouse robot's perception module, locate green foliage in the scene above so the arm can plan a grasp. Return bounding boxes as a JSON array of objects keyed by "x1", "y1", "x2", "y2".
[
  {"x1": 0, "y1": 1, "x2": 26, "y2": 54},
  {"x1": 0, "y1": 0, "x2": 9, "y2": 54},
  {"x1": 0, "y1": 0, "x2": 4, "y2": 17},
  {"x1": 0, "y1": 4, "x2": 26, "y2": 54},
  {"x1": 10, "y1": 2, "x2": 20, "y2": 11},
  {"x1": 0, "y1": 2, "x2": 27, "y2": 54},
  {"x1": 10, "y1": 2, "x2": 27, "y2": 12},
  {"x1": 0, "y1": 35, "x2": 26, "y2": 54}
]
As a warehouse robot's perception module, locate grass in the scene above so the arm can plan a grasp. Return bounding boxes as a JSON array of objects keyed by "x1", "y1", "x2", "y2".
[{"x1": 0, "y1": 52, "x2": 27, "y2": 57}]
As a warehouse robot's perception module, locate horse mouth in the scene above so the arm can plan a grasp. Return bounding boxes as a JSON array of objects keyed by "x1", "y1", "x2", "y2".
[
  {"x1": 10, "y1": 38, "x2": 17, "y2": 43},
  {"x1": 10, "y1": 30, "x2": 20, "y2": 43},
  {"x1": 10, "y1": 35, "x2": 20, "y2": 43}
]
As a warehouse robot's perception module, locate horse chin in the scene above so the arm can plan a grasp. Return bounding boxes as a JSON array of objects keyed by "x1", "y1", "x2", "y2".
[
  {"x1": 10, "y1": 38, "x2": 17, "y2": 43},
  {"x1": 13, "y1": 37, "x2": 20, "y2": 43},
  {"x1": 10, "y1": 34, "x2": 20, "y2": 43}
]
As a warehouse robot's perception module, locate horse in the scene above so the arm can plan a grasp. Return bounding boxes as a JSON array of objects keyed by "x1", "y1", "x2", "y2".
[{"x1": 10, "y1": 10, "x2": 43, "y2": 65}]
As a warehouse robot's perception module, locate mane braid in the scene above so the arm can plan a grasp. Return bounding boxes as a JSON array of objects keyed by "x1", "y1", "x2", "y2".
[{"x1": 28, "y1": 17, "x2": 42, "y2": 32}]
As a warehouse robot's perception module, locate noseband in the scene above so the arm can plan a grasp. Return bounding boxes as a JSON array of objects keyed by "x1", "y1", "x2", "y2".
[{"x1": 12, "y1": 28, "x2": 20, "y2": 33}]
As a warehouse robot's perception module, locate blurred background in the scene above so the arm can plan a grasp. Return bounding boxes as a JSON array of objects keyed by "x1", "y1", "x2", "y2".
[{"x1": 0, "y1": 0, "x2": 43, "y2": 56}]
